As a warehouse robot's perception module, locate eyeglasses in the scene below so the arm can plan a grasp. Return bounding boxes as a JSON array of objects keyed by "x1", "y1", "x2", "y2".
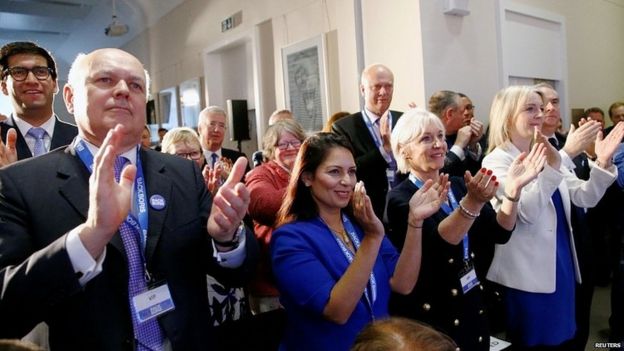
[
  {"x1": 175, "y1": 151, "x2": 203, "y2": 160},
  {"x1": 276, "y1": 140, "x2": 302, "y2": 150},
  {"x1": 3, "y1": 66, "x2": 54, "y2": 82}
]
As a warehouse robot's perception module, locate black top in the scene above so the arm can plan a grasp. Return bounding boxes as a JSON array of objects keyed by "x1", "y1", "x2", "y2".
[{"x1": 387, "y1": 177, "x2": 512, "y2": 351}]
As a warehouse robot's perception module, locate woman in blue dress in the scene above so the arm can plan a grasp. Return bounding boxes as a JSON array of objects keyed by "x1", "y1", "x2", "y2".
[
  {"x1": 270, "y1": 133, "x2": 448, "y2": 351},
  {"x1": 483, "y1": 85, "x2": 624, "y2": 349}
]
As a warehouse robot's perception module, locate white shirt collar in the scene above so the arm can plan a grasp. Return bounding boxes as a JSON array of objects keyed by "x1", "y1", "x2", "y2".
[
  {"x1": 13, "y1": 114, "x2": 56, "y2": 138},
  {"x1": 74, "y1": 137, "x2": 139, "y2": 165},
  {"x1": 203, "y1": 148, "x2": 222, "y2": 160}
]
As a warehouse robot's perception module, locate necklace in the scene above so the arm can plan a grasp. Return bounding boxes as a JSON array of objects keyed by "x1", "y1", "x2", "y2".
[
  {"x1": 319, "y1": 216, "x2": 351, "y2": 246},
  {"x1": 329, "y1": 227, "x2": 350, "y2": 245}
]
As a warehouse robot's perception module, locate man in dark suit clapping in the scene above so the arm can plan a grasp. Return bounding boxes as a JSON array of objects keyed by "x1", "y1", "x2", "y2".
[
  {"x1": 332, "y1": 63, "x2": 402, "y2": 221},
  {"x1": 0, "y1": 48, "x2": 257, "y2": 350}
]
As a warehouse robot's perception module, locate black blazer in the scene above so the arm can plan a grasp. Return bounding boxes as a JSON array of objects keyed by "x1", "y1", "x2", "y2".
[
  {"x1": 0, "y1": 115, "x2": 78, "y2": 160},
  {"x1": 332, "y1": 110, "x2": 403, "y2": 219},
  {"x1": 0, "y1": 145, "x2": 258, "y2": 350},
  {"x1": 443, "y1": 134, "x2": 483, "y2": 177}
]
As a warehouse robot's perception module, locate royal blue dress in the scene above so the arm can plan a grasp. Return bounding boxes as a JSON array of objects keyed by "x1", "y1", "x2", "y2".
[
  {"x1": 505, "y1": 189, "x2": 576, "y2": 347},
  {"x1": 270, "y1": 216, "x2": 400, "y2": 351}
]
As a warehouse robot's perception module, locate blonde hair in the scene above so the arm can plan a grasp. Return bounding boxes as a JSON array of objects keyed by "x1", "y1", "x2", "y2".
[
  {"x1": 391, "y1": 108, "x2": 445, "y2": 173},
  {"x1": 487, "y1": 85, "x2": 541, "y2": 153},
  {"x1": 161, "y1": 127, "x2": 202, "y2": 154}
]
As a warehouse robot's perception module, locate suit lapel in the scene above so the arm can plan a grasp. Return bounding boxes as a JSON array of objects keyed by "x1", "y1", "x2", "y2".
[
  {"x1": 140, "y1": 150, "x2": 172, "y2": 263},
  {"x1": 50, "y1": 116, "x2": 76, "y2": 149},
  {"x1": 9, "y1": 115, "x2": 32, "y2": 160},
  {"x1": 355, "y1": 112, "x2": 378, "y2": 151},
  {"x1": 57, "y1": 144, "x2": 130, "y2": 256}
]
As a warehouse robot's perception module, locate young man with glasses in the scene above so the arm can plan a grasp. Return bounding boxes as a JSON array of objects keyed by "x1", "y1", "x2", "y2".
[{"x1": 0, "y1": 41, "x2": 77, "y2": 165}]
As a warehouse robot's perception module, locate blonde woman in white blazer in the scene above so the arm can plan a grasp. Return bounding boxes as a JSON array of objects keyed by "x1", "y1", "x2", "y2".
[{"x1": 482, "y1": 85, "x2": 624, "y2": 350}]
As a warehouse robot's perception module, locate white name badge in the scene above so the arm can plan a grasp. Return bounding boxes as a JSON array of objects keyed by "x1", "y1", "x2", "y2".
[
  {"x1": 132, "y1": 284, "x2": 175, "y2": 323},
  {"x1": 459, "y1": 267, "x2": 480, "y2": 294},
  {"x1": 386, "y1": 169, "x2": 396, "y2": 183}
]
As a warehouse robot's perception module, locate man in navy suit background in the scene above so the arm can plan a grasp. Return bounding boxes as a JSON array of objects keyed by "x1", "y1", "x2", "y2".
[
  {"x1": 0, "y1": 41, "x2": 77, "y2": 165},
  {"x1": 198, "y1": 106, "x2": 250, "y2": 174},
  {"x1": 332, "y1": 63, "x2": 403, "y2": 221}
]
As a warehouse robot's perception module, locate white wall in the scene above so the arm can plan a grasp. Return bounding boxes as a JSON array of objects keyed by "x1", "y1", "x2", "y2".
[{"x1": 122, "y1": 0, "x2": 624, "y2": 132}]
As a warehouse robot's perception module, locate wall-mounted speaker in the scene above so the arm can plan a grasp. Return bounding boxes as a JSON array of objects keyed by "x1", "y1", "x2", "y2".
[{"x1": 227, "y1": 99, "x2": 250, "y2": 141}]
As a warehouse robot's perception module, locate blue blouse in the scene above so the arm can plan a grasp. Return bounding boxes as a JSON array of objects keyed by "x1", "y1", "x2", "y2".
[{"x1": 271, "y1": 216, "x2": 400, "y2": 351}]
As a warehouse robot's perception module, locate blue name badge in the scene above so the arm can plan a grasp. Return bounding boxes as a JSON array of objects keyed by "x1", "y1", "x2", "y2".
[
  {"x1": 460, "y1": 267, "x2": 480, "y2": 294},
  {"x1": 132, "y1": 284, "x2": 175, "y2": 323}
]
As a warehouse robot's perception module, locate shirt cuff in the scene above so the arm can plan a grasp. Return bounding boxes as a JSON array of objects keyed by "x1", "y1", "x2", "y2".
[
  {"x1": 66, "y1": 227, "x2": 106, "y2": 286},
  {"x1": 450, "y1": 145, "x2": 466, "y2": 161},
  {"x1": 212, "y1": 225, "x2": 247, "y2": 268},
  {"x1": 559, "y1": 150, "x2": 576, "y2": 171}
]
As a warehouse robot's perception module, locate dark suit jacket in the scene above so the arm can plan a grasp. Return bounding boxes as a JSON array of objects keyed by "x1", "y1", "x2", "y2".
[
  {"x1": 0, "y1": 145, "x2": 258, "y2": 350},
  {"x1": 0, "y1": 115, "x2": 78, "y2": 160},
  {"x1": 332, "y1": 110, "x2": 403, "y2": 219},
  {"x1": 443, "y1": 134, "x2": 483, "y2": 177}
]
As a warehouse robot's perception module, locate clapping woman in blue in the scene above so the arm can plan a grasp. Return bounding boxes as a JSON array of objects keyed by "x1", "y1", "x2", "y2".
[{"x1": 270, "y1": 132, "x2": 448, "y2": 351}]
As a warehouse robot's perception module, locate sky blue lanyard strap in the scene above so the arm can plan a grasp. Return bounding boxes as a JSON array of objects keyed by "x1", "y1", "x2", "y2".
[
  {"x1": 75, "y1": 140, "x2": 150, "y2": 274},
  {"x1": 408, "y1": 174, "x2": 470, "y2": 263},
  {"x1": 327, "y1": 214, "x2": 377, "y2": 320}
]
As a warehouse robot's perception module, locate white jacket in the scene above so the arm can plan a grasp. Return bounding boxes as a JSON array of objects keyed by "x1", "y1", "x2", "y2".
[{"x1": 483, "y1": 142, "x2": 616, "y2": 293}]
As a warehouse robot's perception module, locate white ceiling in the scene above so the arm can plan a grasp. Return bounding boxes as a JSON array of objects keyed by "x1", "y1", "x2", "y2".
[{"x1": 0, "y1": 0, "x2": 185, "y2": 70}]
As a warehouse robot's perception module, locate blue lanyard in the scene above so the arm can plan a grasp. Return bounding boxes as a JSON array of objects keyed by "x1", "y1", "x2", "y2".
[
  {"x1": 408, "y1": 174, "x2": 471, "y2": 263},
  {"x1": 362, "y1": 110, "x2": 392, "y2": 150},
  {"x1": 323, "y1": 214, "x2": 378, "y2": 319},
  {"x1": 362, "y1": 110, "x2": 397, "y2": 172},
  {"x1": 74, "y1": 140, "x2": 150, "y2": 263}
]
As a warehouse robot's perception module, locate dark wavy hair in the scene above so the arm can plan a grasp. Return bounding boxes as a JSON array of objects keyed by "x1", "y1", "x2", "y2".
[
  {"x1": 0, "y1": 41, "x2": 57, "y2": 80},
  {"x1": 276, "y1": 132, "x2": 355, "y2": 226}
]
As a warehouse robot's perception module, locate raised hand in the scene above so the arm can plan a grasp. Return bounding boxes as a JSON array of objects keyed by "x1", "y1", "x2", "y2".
[
  {"x1": 594, "y1": 121, "x2": 624, "y2": 168},
  {"x1": 202, "y1": 163, "x2": 222, "y2": 196},
  {"x1": 0, "y1": 128, "x2": 18, "y2": 167},
  {"x1": 464, "y1": 168, "x2": 498, "y2": 205},
  {"x1": 379, "y1": 111, "x2": 393, "y2": 154},
  {"x1": 217, "y1": 157, "x2": 233, "y2": 182},
  {"x1": 562, "y1": 119, "x2": 602, "y2": 158},
  {"x1": 534, "y1": 127, "x2": 561, "y2": 169},
  {"x1": 207, "y1": 156, "x2": 250, "y2": 242},
  {"x1": 505, "y1": 142, "x2": 547, "y2": 198},
  {"x1": 352, "y1": 181, "x2": 384, "y2": 238},
  {"x1": 80, "y1": 124, "x2": 137, "y2": 258},
  {"x1": 408, "y1": 175, "x2": 450, "y2": 222},
  {"x1": 455, "y1": 125, "x2": 473, "y2": 149},
  {"x1": 468, "y1": 118, "x2": 484, "y2": 145}
]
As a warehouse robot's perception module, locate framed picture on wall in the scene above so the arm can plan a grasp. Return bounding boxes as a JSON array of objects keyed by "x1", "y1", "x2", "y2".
[
  {"x1": 179, "y1": 77, "x2": 204, "y2": 129},
  {"x1": 281, "y1": 34, "x2": 329, "y2": 132}
]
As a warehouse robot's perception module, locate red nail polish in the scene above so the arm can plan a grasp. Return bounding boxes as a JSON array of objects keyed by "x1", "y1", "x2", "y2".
[
  {"x1": 495, "y1": 181, "x2": 499, "y2": 186},
  {"x1": 480, "y1": 168, "x2": 486, "y2": 173},
  {"x1": 492, "y1": 175, "x2": 497, "y2": 181},
  {"x1": 487, "y1": 170, "x2": 493, "y2": 175}
]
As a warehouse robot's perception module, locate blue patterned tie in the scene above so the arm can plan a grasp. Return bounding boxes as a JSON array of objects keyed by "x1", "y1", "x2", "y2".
[
  {"x1": 114, "y1": 157, "x2": 164, "y2": 351},
  {"x1": 27, "y1": 127, "x2": 46, "y2": 156},
  {"x1": 211, "y1": 153, "x2": 218, "y2": 168}
]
